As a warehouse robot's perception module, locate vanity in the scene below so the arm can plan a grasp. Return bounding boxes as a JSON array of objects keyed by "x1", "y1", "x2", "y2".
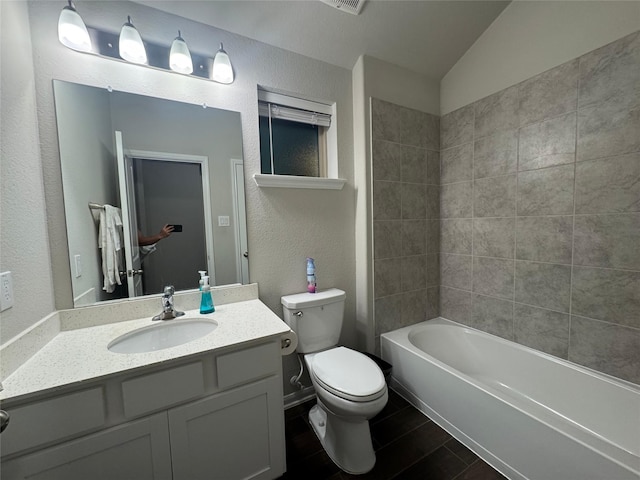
[{"x1": 0, "y1": 285, "x2": 291, "y2": 480}]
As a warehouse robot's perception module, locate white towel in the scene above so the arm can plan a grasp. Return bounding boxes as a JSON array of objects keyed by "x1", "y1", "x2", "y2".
[{"x1": 98, "y1": 205, "x2": 124, "y2": 293}]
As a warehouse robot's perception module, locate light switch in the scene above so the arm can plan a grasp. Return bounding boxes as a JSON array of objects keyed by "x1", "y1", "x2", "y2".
[
  {"x1": 74, "y1": 254, "x2": 82, "y2": 278},
  {"x1": 218, "y1": 216, "x2": 230, "y2": 227},
  {"x1": 0, "y1": 271, "x2": 14, "y2": 312}
]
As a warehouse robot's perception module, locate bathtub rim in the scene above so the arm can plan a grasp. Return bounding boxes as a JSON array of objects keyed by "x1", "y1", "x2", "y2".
[{"x1": 380, "y1": 317, "x2": 640, "y2": 478}]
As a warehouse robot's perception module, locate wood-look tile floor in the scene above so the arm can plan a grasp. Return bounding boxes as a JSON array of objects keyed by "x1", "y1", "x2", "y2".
[{"x1": 278, "y1": 389, "x2": 506, "y2": 480}]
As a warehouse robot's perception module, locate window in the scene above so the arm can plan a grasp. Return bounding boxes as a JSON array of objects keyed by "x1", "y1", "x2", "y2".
[{"x1": 258, "y1": 90, "x2": 332, "y2": 177}]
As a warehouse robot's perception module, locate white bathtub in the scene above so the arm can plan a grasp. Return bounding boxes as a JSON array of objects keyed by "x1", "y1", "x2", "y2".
[{"x1": 381, "y1": 318, "x2": 640, "y2": 480}]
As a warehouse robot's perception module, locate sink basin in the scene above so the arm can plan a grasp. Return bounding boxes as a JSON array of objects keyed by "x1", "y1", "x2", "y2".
[{"x1": 108, "y1": 318, "x2": 218, "y2": 354}]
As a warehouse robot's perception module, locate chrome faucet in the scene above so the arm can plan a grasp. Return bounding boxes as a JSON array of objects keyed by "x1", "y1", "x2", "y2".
[{"x1": 152, "y1": 286, "x2": 185, "y2": 321}]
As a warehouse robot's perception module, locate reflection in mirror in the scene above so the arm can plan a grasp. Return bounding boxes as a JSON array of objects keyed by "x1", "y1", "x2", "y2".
[{"x1": 53, "y1": 80, "x2": 248, "y2": 307}]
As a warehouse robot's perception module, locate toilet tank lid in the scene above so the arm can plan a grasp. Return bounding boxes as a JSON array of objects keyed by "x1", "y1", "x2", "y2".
[{"x1": 281, "y1": 288, "x2": 346, "y2": 309}]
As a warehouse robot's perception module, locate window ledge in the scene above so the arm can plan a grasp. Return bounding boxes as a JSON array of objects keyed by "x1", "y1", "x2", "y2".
[{"x1": 253, "y1": 174, "x2": 346, "y2": 190}]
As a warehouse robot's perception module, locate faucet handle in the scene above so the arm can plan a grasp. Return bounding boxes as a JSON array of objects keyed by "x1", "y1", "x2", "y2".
[{"x1": 163, "y1": 285, "x2": 175, "y2": 296}]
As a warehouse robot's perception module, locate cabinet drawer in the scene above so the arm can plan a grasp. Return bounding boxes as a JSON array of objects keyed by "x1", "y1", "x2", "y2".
[
  {"x1": 2, "y1": 387, "x2": 106, "y2": 457},
  {"x1": 122, "y1": 361, "x2": 205, "y2": 418},
  {"x1": 217, "y1": 341, "x2": 279, "y2": 389}
]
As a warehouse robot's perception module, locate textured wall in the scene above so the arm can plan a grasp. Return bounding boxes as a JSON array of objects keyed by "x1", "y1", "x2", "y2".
[
  {"x1": 371, "y1": 99, "x2": 440, "y2": 351},
  {"x1": 0, "y1": 2, "x2": 56, "y2": 343},
  {"x1": 439, "y1": 32, "x2": 639, "y2": 384}
]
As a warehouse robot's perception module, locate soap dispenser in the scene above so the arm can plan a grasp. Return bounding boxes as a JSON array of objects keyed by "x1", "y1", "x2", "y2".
[
  {"x1": 198, "y1": 270, "x2": 207, "y2": 290},
  {"x1": 200, "y1": 275, "x2": 215, "y2": 314}
]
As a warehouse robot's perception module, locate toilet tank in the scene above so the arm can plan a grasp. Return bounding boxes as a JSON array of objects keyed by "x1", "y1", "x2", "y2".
[{"x1": 281, "y1": 289, "x2": 346, "y2": 354}]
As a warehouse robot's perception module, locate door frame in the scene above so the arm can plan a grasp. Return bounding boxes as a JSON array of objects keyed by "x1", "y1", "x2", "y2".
[{"x1": 127, "y1": 149, "x2": 216, "y2": 285}]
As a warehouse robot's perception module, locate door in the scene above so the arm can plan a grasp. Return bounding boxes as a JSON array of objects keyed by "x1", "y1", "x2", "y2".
[
  {"x1": 115, "y1": 131, "x2": 143, "y2": 297},
  {"x1": 232, "y1": 159, "x2": 249, "y2": 284}
]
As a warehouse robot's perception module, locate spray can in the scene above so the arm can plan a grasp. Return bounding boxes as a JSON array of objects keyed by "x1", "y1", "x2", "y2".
[{"x1": 306, "y1": 258, "x2": 317, "y2": 294}]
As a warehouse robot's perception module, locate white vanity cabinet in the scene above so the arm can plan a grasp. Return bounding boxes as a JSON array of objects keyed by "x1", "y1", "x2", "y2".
[{"x1": 1, "y1": 339, "x2": 286, "y2": 480}]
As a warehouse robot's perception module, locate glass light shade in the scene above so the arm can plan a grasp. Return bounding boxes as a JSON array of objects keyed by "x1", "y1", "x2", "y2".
[
  {"x1": 57, "y1": 2, "x2": 92, "y2": 52},
  {"x1": 212, "y1": 43, "x2": 234, "y2": 84},
  {"x1": 119, "y1": 17, "x2": 147, "y2": 64},
  {"x1": 169, "y1": 31, "x2": 193, "y2": 74}
]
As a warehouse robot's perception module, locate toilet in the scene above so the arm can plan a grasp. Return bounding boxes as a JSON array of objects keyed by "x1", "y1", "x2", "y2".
[{"x1": 281, "y1": 288, "x2": 388, "y2": 474}]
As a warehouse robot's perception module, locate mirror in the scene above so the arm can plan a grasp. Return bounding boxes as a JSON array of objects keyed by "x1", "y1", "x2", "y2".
[{"x1": 53, "y1": 80, "x2": 248, "y2": 307}]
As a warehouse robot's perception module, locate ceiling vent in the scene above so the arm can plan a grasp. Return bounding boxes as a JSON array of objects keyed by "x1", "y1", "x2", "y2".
[{"x1": 319, "y1": 0, "x2": 367, "y2": 15}]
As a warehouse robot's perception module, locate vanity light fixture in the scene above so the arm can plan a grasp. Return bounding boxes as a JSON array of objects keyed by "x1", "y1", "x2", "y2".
[
  {"x1": 57, "y1": 0, "x2": 92, "y2": 52},
  {"x1": 119, "y1": 16, "x2": 147, "y2": 65},
  {"x1": 57, "y1": 3, "x2": 235, "y2": 84},
  {"x1": 169, "y1": 30, "x2": 193, "y2": 74},
  {"x1": 212, "y1": 43, "x2": 234, "y2": 84}
]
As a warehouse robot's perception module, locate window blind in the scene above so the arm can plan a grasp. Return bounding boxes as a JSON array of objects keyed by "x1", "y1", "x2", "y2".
[{"x1": 258, "y1": 102, "x2": 331, "y2": 128}]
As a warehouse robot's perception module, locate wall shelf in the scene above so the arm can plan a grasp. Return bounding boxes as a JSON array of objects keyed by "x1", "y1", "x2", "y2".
[{"x1": 253, "y1": 174, "x2": 346, "y2": 190}]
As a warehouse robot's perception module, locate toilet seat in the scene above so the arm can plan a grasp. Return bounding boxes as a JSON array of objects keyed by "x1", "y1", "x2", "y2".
[{"x1": 310, "y1": 347, "x2": 386, "y2": 402}]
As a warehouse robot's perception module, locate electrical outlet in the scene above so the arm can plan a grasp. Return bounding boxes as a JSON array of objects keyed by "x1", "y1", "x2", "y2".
[
  {"x1": 74, "y1": 254, "x2": 82, "y2": 278},
  {"x1": 0, "y1": 271, "x2": 14, "y2": 312}
]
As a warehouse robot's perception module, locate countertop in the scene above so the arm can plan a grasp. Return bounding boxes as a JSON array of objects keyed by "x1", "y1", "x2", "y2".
[{"x1": 0, "y1": 299, "x2": 291, "y2": 404}]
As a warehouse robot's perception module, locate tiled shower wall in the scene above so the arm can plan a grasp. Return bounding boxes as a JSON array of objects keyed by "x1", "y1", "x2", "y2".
[
  {"x1": 439, "y1": 31, "x2": 639, "y2": 384},
  {"x1": 371, "y1": 99, "x2": 440, "y2": 349}
]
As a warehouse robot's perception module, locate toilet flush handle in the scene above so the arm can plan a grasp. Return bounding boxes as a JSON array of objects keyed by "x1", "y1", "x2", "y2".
[{"x1": 294, "y1": 311, "x2": 303, "y2": 317}]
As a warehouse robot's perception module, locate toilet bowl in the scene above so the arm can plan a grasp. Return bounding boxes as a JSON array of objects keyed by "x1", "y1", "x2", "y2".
[
  {"x1": 281, "y1": 289, "x2": 388, "y2": 474},
  {"x1": 304, "y1": 347, "x2": 388, "y2": 474}
]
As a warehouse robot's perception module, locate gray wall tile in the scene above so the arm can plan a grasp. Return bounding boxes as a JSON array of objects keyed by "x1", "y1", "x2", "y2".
[
  {"x1": 374, "y1": 220, "x2": 402, "y2": 259},
  {"x1": 518, "y1": 112, "x2": 576, "y2": 171},
  {"x1": 515, "y1": 261, "x2": 571, "y2": 312},
  {"x1": 426, "y1": 150, "x2": 440, "y2": 186},
  {"x1": 518, "y1": 59, "x2": 579, "y2": 127},
  {"x1": 474, "y1": 174, "x2": 516, "y2": 217},
  {"x1": 441, "y1": 218, "x2": 472, "y2": 254},
  {"x1": 373, "y1": 180, "x2": 401, "y2": 220},
  {"x1": 402, "y1": 256, "x2": 427, "y2": 291},
  {"x1": 372, "y1": 139, "x2": 402, "y2": 181},
  {"x1": 473, "y1": 218, "x2": 515, "y2": 259},
  {"x1": 473, "y1": 130, "x2": 518, "y2": 179},
  {"x1": 400, "y1": 145, "x2": 427, "y2": 184},
  {"x1": 441, "y1": 143, "x2": 473, "y2": 184},
  {"x1": 514, "y1": 304, "x2": 569, "y2": 358},
  {"x1": 426, "y1": 254, "x2": 440, "y2": 287},
  {"x1": 516, "y1": 216, "x2": 573, "y2": 264},
  {"x1": 423, "y1": 113, "x2": 441, "y2": 151},
  {"x1": 574, "y1": 153, "x2": 640, "y2": 214},
  {"x1": 474, "y1": 85, "x2": 519, "y2": 139},
  {"x1": 570, "y1": 315, "x2": 640, "y2": 384},
  {"x1": 577, "y1": 103, "x2": 640, "y2": 162},
  {"x1": 426, "y1": 185, "x2": 441, "y2": 219},
  {"x1": 574, "y1": 213, "x2": 640, "y2": 270},
  {"x1": 401, "y1": 289, "x2": 427, "y2": 325},
  {"x1": 402, "y1": 220, "x2": 427, "y2": 256},
  {"x1": 578, "y1": 31, "x2": 640, "y2": 109},
  {"x1": 441, "y1": 254, "x2": 473, "y2": 290},
  {"x1": 440, "y1": 182, "x2": 472, "y2": 218},
  {"x1": 375, "y1": 294, "x2": 403, "y2": 336},
  {"x1": 471, "y1": 294, "x2": 514, "y2": 340},
  {"x1": 441, "y1": 287, "x2": 472, "y2": 323},
  {"x1": 372, "y1": 98, "x2": 402, "y2": 143},
  {"x1": 517, "y1": 165, "x2": 575, "y2": 216},
  {"x1": 374, "y1": 258, "x2": 402, "y2": 298},
  {"x1": 427, "y1": 286, "x2": 440, "y2": 320},
  {"x1": 473, "y1": 257, "x2": 514, "y2": 300},
  {"x1": 441, "y1": 104, "x2": 474, "y2": 149},
  {"x1": 572, "y1": 266, "x2": 640, "y2": 328},
  {"x1": 426, "y1": 219, "x2": 440, "y2": 254},
  {"x1": 401, "y1": 183, "x2": 426, "y2": 219}
]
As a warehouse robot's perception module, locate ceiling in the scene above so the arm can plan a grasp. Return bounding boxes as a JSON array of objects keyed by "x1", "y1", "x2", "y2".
[{"x1": 135, "y1": 0, "x2": 510, "y2": 80}]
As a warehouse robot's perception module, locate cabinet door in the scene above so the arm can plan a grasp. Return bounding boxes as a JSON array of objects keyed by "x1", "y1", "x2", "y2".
[
  {"x1": 1, "y1": 413, "x2": 172, "y2": 480},
  {"x1": 169, "y1": 377, "x2": 285, "y2": 480}
]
